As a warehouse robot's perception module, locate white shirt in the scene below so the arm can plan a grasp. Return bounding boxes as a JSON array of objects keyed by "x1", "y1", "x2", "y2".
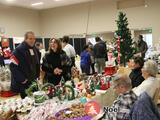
[
  {"x1": 63, "y1": 44, "x2": 76, "y2": 58},
  {"x1": 132, "y1": 76, "x2": 160, "y2": 98},
  {"x1": 40, "y1": 49, "x2": 46, "y2": 64}
]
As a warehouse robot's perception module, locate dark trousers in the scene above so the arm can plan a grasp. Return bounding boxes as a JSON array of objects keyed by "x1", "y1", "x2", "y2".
[
  {"x1": 81, "y1": 64, "x2": 90, "y2": 75},
  {"x1": 19, "y1": 81, "x2": 32, "y2": 99},
  {"x1": 91, "y1": 63, "x2": 95, "y2": 74},
  {"x1": 20, "y1": 90, "x2": 27, "y2": 99},
  {"x1": 0, "y1": 59, "x2": 5, "y2": 67}
]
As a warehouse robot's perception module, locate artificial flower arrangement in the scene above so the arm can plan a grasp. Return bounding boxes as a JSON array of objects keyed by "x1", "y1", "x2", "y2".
[
  {"x1": 0, "y1": 66, "x2": 17, "y2": 97},
  {"x1": 0, "y1": 66, "x2": 11, "y2": 92}
]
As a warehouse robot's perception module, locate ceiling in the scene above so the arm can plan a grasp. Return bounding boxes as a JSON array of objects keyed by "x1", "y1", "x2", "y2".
[{"x1": 0, "y1": 0, "x2": 94, "y2": 10}]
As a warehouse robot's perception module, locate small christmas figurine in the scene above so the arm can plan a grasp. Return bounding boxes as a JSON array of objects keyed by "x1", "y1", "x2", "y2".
[
  {"x1": 95, "y1": 79, "x2": 101, "y2": 90},
  {"x1": 56, "y1": 85, "x2": 75, "y2": 101},
  {"x1": 85, "y1": 78, "x2": 90, "y2": 94},
  {"x1": 71, "y1": 79, "x2": 75, "y2": 88},
  {"x1": 41, "y1": 83, "x2": 55, "y2": 99},
  {"x1": 95, "y1": 74, "x2": 102, "y2": 89},
  {"x1": 90, "y1": 80, "x2": 96, "y2": 96},
  {"x1": 60, "y1": 77, "x2": 65, "y2": 86},
  {"x1": 85, "y1": 78, "x2": 96, "y2": 97},
  {"x1": 100, "y1": 77, "x2": 110, "y2": 90},
  {"x1": 64, "y1": 85, "x2": 75, "y2": 100},
  {"x1": 56, "y1": 85, "x2": 65, "y2": 101},
  {"x1": 48, "y1": 86, "x2": 54, "y2": 98},
  {"x1": 71, "y1": 67, "x2": 80, "y2": 84}
]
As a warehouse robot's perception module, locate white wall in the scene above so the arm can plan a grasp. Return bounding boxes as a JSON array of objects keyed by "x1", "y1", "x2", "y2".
[
  {"x1": 0, "y1": 0, "x2": 160, "y2": 46},
  {"x1": 40, "y1": 0, "x2": 160, "y2": 46},
  {"x1": 39, "y1": 2, "x2": 90, "y2": 38},
  {"x1": 0, "y1": 5, "x2": 40, "y2": 37},
  {"x1": 119, "y1": 0, "x2": 160, "y2": 45},
  {"x1": 40, "y1": 0, "x2": 117, "y2": 38}
]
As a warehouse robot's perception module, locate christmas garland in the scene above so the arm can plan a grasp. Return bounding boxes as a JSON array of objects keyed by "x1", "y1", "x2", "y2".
[
  {"x1": 64, "y1": 85, "x2": 75, "y2": 100},
  {"x1": 25, "y1": 78, "x2": 75, "y2": 101},
  {"x1": 25, "y1": 82, "x2": 39, "y2": 96},
  {"x1": 56, "y1": 85, "x2": 75, "y2": 101},
  {"x1": 41, "y1": 83, "x2": 56, "y2": 99}
]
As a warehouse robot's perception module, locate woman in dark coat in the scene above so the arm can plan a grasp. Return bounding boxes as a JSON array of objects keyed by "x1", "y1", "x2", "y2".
[
  {"x1": 129, "y1": 56, "x2": 145, "y2": 88},
  {"x1": 42, "y1": 38, "x2": 71, "y2": 85}
]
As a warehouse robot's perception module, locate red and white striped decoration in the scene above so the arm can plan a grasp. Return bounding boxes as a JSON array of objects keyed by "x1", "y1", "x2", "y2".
[{"x1": 117, "y1": 36, "x2": 121, "y2": 64}]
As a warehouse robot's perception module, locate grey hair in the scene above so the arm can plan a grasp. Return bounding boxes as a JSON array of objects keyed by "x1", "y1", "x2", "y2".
[
  {"x1": 24, "y1": 31, "x2": 35, "y2": 40},
  {"x1": 143, "y1": 60, "x2": 158, "y2": 77},
  {"x1": 112, "y1": 74, "x2": 132, "y2": 89}
]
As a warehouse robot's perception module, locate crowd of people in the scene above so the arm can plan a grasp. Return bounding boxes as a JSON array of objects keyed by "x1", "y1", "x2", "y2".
[
  {"x1": 9, "y1": 32, "x2": 75, "y2": 98},
  {"x1": 9, "y1": 31, "x2": 109, "y2": 98},
  {"x1": 104, "y1": 58, "x2": 160, "y2": 120},
  {"x1": 7, "y1": 31, "x2": 160, "y2": 119},
  {"x1": 80, "y1": 36, "x2": 107, "y2": 75}
]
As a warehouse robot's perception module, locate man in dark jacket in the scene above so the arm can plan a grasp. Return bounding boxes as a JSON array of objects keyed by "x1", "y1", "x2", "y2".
[
  {"x1": 94, "y1": 37, "x2": 107, "y2": 73},
  {"x1": 0, "y1": 48, "x2": 5, "y2": 67},
  {"x1": 137, "y1": 35, "x2": 148, "y2": 59},
  {"x1": 10, "y1": 31, "x2": 40, "y2": 98}
]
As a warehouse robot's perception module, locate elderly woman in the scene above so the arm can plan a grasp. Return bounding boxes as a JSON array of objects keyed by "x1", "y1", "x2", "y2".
[
  {"x1": 133, "y1": 60, "x2": 159, "y2": 98},
  {"x1": 104, "y1": 74, "x2": 137, "y2": 120}
]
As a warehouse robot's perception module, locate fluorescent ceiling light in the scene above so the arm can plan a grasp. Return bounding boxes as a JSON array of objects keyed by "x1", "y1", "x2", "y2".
[
  {"x1": 54, "y1": 0, "x2": 63, "y2": 1},
  {"x1": 6, "y1": 0, "x2": 16, "y2": 3},
  {"x1": 145, "y1": 4, "x2": 148, "y2": 7},
  {"x1": 31, "y1": 2, "x2": 44, "y2": 6}
]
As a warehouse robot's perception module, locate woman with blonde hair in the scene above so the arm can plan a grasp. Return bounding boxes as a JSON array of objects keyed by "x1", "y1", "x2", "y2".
[{"x1": 133, "y1": 60, "x2": 159, "y2": 98}]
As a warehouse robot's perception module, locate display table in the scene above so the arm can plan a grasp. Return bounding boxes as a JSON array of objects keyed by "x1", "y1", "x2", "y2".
[
  {"x1": 0, "y1": 88, "x2": 116, "y2": 120},
  {"x1": 1, "y1": 66, "x2": 159, "y2": 120},
  {"x1": 0, "y1": 95, "x2": 20, "y2": 101},
  {"x1": 92, "y1": 89, "x2": 117, "y2": 107},
  {"x1": 16, "y1": 97, "x2": 105, "y2": 120}
]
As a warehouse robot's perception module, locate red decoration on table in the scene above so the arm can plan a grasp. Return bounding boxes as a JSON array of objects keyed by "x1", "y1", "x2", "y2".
[
  {"x1": 85, "y1": 101, "x2": 101, "y2": 117},
  {"x1": 104, "y1": 66, "x2": 116, "y2": 76},
  {"x1": 0, "y1": 90, "x2": 17, "y2": 97},
  {"x1": 77, "y1": 82, "x2": 83, "y2": 90},
  {"x1": 100, "y1": 79, "x2": 110, "y2": 90}
]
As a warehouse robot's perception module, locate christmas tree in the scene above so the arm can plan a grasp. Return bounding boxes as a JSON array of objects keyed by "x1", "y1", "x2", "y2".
[
  {"x1": 90, "y1": 80, "x2": 96, "y2": 96},
  {"x1": 115, "y1": 12, "x2": 136, "y2": 66}
]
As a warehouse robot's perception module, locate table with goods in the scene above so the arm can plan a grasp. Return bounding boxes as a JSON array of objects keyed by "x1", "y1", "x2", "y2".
[{"x1": 0, "y1": 65, "x2": 118, "y2": 120}]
